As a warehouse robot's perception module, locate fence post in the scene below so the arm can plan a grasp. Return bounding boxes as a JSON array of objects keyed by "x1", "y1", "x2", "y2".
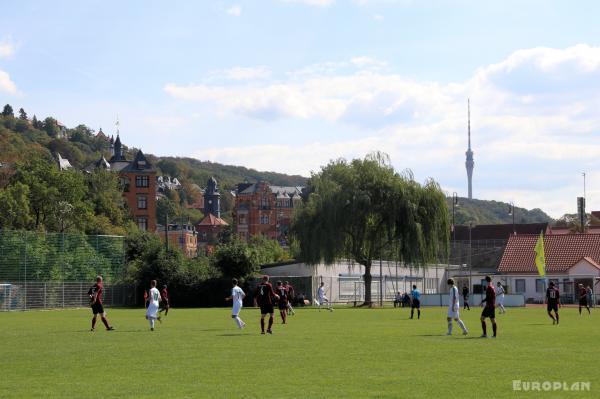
[
  {"x1": 23, "y1": 231, "x2": 27, "y2": 311},
  {"x1": 44, "y1": 283, "x2": 46, "y2": 309}
]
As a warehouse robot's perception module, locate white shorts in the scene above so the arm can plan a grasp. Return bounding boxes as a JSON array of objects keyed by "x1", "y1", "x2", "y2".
[
  {"x1": 146, "y1": 303, "x2": 159, "y2": 319},
  {"x1": 232, "y1": 303, "x2": 242, "y2": 316},
  {"x1": 497, "y1": 296, "x2": 505, "y2": 306},
  {"x1": 447, "y1": 307, "x2": 460, "y2": 319}
]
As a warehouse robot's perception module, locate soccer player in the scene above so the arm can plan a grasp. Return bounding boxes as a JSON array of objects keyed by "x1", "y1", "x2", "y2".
[
  {"x1": 89, "y1": 276, "x2": 114, "y2": 332},
  {"x1": 146, "y1": 280, "x2": 162, "y2": 331},
  {"x1": 275, "y1": 281, "x2": 289, "y2": 324},
  {"x1": 254, "y1": 275, "x2": 279, "y2": 334},
  {"x1": 284, "y1": 281, "x2": 296, "y2": 316},
  {"x1": 225, "y1": 278, "x2": 246, "y2": 329},
  {"x1": 159, "y1": 284, "x2": 170, "y2": 316},
  {"x1": 462, "y1": 285, "x2": 470, "y2": 310},
  {"x1": 410, "y1": 285, "x2": 421, "y2": 319},
  {"x1": 578, "y1": 283, "x2": 591, "y2": 315},
  {"x1": 546, "y1": 281, "x2": 560, "y2": 325},
  {"x1": 316, "y1": 281, "x2": 333, "y2": 311},
  {"x1": 496, "y1": 282, "x2": 506, "y2": 314},
  {"x1": 446, "y1": 279, "x2": 468, "y2": 336},
  {"x1": 479, "y1": 276, "x2": 497, "y2": 338}
]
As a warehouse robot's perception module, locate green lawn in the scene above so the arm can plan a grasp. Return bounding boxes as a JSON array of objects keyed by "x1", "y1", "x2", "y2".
[{"x1": 0, "y1": 306, "x2": 598, "y2": 398}]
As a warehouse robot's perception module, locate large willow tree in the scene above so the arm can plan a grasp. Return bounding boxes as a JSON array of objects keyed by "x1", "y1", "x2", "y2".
[{"x1": 292, "y1": 152, "x2": 449, "y2": 306}]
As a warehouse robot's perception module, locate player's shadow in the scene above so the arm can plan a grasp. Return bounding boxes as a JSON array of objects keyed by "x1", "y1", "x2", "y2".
[{"x1": 216, "y1": 333, "x2": 250, "y2": 337}]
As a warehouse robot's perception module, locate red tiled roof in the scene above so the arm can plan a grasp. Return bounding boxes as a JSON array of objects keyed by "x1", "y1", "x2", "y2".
[
  {"x1": 198, "y1": 213, "x2": 228, "y2": 226},
  {"x1": 498, "y1": 234, "x2": 600, "y2": 274}
]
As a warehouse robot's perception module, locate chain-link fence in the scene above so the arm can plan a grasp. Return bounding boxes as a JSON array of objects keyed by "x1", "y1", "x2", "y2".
[{"x1": 0, "y1": 230, "x2": 134, "y2": 311}]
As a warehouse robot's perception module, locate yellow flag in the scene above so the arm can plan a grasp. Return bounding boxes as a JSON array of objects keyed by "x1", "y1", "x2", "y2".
[{"x1": 534, "y1": 232, "x2": 546, "y2": 277}]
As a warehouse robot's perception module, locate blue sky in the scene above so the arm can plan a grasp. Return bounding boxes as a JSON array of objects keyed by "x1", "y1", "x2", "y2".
[{"x1": 2, "y1": 0, "x2": 600, "y2": 217}]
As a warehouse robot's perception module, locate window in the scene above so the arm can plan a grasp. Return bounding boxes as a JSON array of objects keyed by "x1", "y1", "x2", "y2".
[
  {"x1": 137, "y1": 217, "x2": 148, "y2": 231},
  {"x1": 239, "y1": 214, "x2": 247, "y2": 225},
  {"x1": 136, "y1": 175, "x2": 149, "y2": 187},
  {"x1": 515, "y1": 279, "x2": 526, "y2": 293},
  {"x1": 137, "y1": 195, "x2": 147, "y2": 209},
  {"x1": 260, "y1": 214, "x2": 269, "y2": 224},
  {"x1": 119, "y1": 177, "x2": 130, "y2": 192},
  {"x1": 260, "y1": 196, "x2": 269, "y2": 209},
  {"x1": 535, "y1": 279, "x2": 546, "y2": 293}
]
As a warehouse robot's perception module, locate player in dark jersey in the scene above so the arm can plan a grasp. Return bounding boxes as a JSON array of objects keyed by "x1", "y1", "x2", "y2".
[
  {"x1": 253, "y1": 275, "x2": 280, "y2": 334},
  {"x1": 276, "y1": 281, "x2": 289, "y2": 324},
  {"x1": 284, "y1": 281, "x2": 295, "y2": 316},
  {"x1": 546, "y1": 281, "x2": 560, "y2": 325},
  {"x1": 88, "y1": 276, "x2": 114, "y2": 332},
  {"x1": 159, "y1": 284, "x2": 170, "y2": 316},
  {"x1": 578, "y1": 283, "x2": 590, "y2": 315},
  {"x1": 479, "y1": 276, "x2": 497, "y2": 338}
]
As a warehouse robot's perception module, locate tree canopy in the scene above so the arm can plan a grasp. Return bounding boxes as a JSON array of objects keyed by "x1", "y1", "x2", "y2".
[{"x1": 292, "y1": 152, "x2": 449, "y2": 305}]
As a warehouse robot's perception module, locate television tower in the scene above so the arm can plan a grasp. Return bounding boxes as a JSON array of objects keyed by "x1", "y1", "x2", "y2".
[{"x1": 465, "y1": 99, "x2": 474, "y2": 200}]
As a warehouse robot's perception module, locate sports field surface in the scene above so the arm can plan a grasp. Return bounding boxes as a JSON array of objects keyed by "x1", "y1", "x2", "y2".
[{"x1": 1, "y1": 306, "x2": 598, "y2": 398}]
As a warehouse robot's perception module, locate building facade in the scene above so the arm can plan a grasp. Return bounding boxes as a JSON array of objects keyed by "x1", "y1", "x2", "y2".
[
  {"x1": 497, "y1": 234, "x2": 600, "y2": 304},
  {"x1": 233, "y1": 181, "x2": 303, "y2": 244},
  {"x1": 108, "y1": 135, "x2": 157, "y2": 232},
  {"x1": 157, "y1": 223, "x2": 198, "y2": 258}
]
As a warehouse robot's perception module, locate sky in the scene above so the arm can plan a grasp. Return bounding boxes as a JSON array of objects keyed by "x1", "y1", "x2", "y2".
[{"x1": 1, "y1": 0, "x2": 600, "y2": 218}]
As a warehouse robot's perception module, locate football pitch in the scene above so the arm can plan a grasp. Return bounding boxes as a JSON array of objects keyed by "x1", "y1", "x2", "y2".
[{"x1": 0, "y1": 306, "x2": 598, "y2": 398}]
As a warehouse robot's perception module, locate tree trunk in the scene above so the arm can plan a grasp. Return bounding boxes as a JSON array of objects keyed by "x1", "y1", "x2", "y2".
[{"x1": 363, "y1": 263, "x2": 372, "y2": 307}]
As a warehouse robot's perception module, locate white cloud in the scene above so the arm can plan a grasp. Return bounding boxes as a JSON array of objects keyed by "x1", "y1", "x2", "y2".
[
  {"x1": 226, "y1": 5, "x2": 242, "y2": 16},
  {"x1": 0, "y1": 70, "x2": 17, "y2": 94},
  {"x1": 167, "y1": 45, "x2": 600, "y2": 217},
  {"x1": 0, "y1": 42, "x2": 14, "y2": 58}
]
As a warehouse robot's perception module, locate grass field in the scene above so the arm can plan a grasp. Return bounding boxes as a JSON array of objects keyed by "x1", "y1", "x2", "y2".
[{"x1": 1, "y1": 306, "x2": 599, "y2": 398}]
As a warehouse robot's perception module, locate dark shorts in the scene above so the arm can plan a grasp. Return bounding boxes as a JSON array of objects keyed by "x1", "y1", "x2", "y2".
[
  {"x1": 260, "y1": 304, "x2": 274, "y2": 315},
  {"x1": 547, "y1": 302, "x2": 558, "y2": 313},
  {"x1": 91, "y1": 302, "x2": 104, "y2": 315},
  {"x1": 481, "y1": 306, "x2": 495, "y2": 319},
  {"x1": 160, "y1": 299, "x2": 169, "y2": 308},
  {"x1": 411, "y1": 299, "x2": 420, "y2": 309},
  {"x1": 579, "y1": 298, "x2": 588, "y2": 306},
  {"x1": 278, "y1": 302, "x2": 288, "y2": 311}
]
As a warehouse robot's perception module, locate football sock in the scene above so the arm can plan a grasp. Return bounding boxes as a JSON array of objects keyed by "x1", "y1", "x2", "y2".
[
  {"x1": 410, "y1": 309, "x2": 414, "y2": 319},
  {"x1": 268, "y1": 316, "x2": 274, "y2": 330},
  {"x1": 92, "y1": 317, "x2": 97, "y2": 329},
  {"x1": 150, "y1": 319, "x2": 155, "y2": 329},
  {"x1": 492, "y1": 322, "x2": 497, "y2": 337},
  {"x1": 556, "y1": 313, "x2": 559, "y2": 324},
  {"x1": 481, "y1": 321, "x2": 487, "y2": 335},
  {"x1": 417, "y1": 310, "x2": 420, "y2": 319},
  {"x1": 101, "y1": 316, "x2": 110, "y2": 329},
  {"x1": 458, "y1": 319, "x2": 467, "y2": 333},
  {"x1": 447, "y1": 320, "x2": 453, "y2": 334},
  {"x1": 548, "y1": 313, "x2": 555, "y2": 321},
  {"x1": 260, "y1": 318, "x2": 265, "y2": 332}
]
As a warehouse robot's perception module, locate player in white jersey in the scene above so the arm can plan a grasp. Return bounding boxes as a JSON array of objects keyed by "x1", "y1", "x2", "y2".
[
  {"x1": 316, "y1": 282, "x2": 333, "y2": 311},
  {"x1": 446, "y1": 279, "x2": 468, "y2": 336},
  {"x1": 145, "y1": 280, "x2": 162, "y2": 331},
  {"x1": 225, "y1": 278, "x2": 246, "y2": 329},
  {"x1": 496, "y1": 282, "x2": 506, "y2": 314}
]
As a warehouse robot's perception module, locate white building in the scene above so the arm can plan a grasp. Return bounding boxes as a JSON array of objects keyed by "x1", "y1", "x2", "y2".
[{"x1": 498, "y1": 234, "x2": 600, "y2": 304}]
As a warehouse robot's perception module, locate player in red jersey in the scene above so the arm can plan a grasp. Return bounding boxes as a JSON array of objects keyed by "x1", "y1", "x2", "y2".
[
  {"x1": 159, "y1": 284, "x2": 170, "y2": 316},
  {"x1": 275, "y1": 281, "x2": 289, "y2": 324},
  {"x1": 254, "y1": 276, "x2": 280, "y2": 334},
  {"x1": 578, "y1": 283, "x2": 590, "y2": 315},
  {"x1": 479, "y1": 276, "x2": 497, "y2": 338},
  {"x1": 88, "y1": 276, "x2": 114, "y2": 332},
  {"x1": 546, "y1": 281, "x2": 560, "y2": 325}
]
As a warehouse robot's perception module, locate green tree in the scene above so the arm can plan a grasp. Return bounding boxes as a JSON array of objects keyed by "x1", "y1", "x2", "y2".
[
  {"x1": 2, "y1": 104, "x2": 14, "y2": 117},
  {"x1": 156, "y1": 197, "x2": 178, "y2": 226},
  {"x1": 212, "y1": 238, "x2": 260, "y2": 278},
  {"x1": 292, "y1": 152, "x2": 449, "y2": 306},
  {"x1": 18, "y1": 108, "x2": 27, "y2": 120},
  {"x1": 0, "y1": 182, "x2": 34, "y2": 229},
  {"x1": 43, "y1": 117, "x2": 60, "y2": 138}
]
